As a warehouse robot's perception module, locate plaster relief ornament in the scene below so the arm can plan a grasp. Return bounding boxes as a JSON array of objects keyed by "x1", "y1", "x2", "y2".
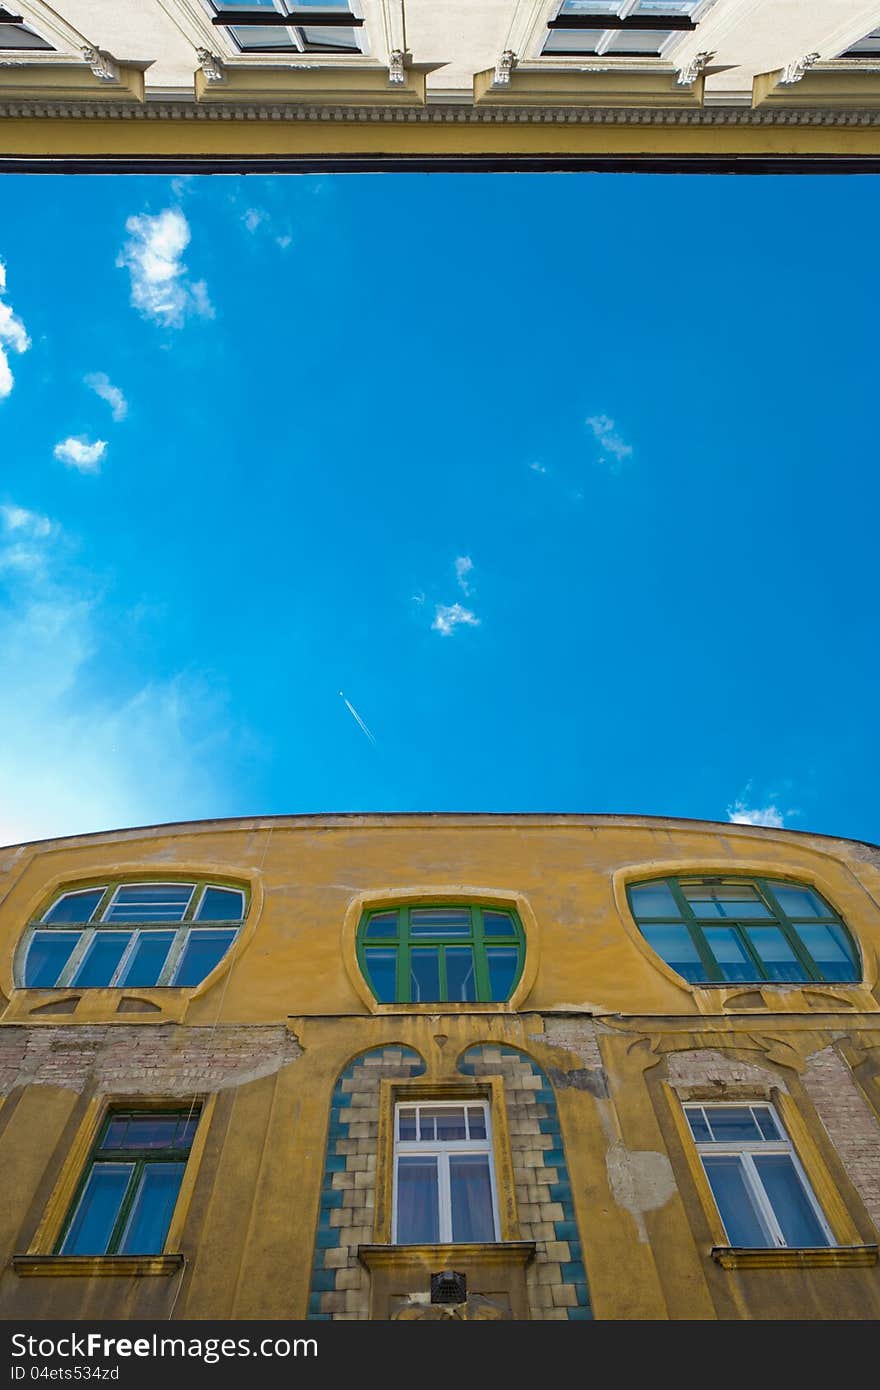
[
  {"x1": 676, "y1": 51, "x2": 713, "y2": 86},
  {"x1": 780, "y1": 52, "x2": 820, "y2": 84},
  {"x1": 196, "y1": 48, "x2": 225, "y2": 83},
  {"x1": 388, "y1": 49, "x2": 408, "y2": 84},
  {"x1": 81, "y1": 46, "x2": 119, "y2": 82},
  {"x1": 493, "y1": 50, "x2": 518, "y2": 86}
]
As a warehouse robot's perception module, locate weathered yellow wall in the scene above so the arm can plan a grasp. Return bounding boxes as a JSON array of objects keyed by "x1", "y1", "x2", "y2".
[{"x1": 1, "y1": 815, "x2": 879, "y2": 1319}]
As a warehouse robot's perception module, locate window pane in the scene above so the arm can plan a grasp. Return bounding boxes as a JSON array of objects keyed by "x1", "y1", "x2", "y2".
[
  {"x1": 543, "y1": 28, "x2": 603, "y2": 53},
  {"x1": 231, "y1": 25, "x2": 297, "y2": 48},
  {"x1": 486, "y1": 946, "x2": 520, "y2": 1000},
  {"x1": 60, "y1": 1164, "x2": 133, "y2": 1255},
  {"x1": 24, "y1": 931, "x2": 79, "y2": 987},
  {"x1": 630, "y1": 883, "x2": 681, "y2": 918},
  {"x1": 171, "y1": 929, "x2": 236, "y2": 986},
  {"x1": 410, "y1": 947, "x2": 440, "y2": 1002},
  {"x1": 754, "y1": 1106, "x2": 781, "y2": 1140},
  {"x1": 364, "y1": 911, "x2": 398, "y2": 939},
  {"x1": 196, "y1": 887, "x2": 244, "y2": 922},
  {"x1": 559, "y1": 1, "x2": 622, "y2": 12},
  {"x1": 364, "y1": 947, "x2": 397, "y2": 1002},
  {"x1": 604, "y1": 30, "x2": 668, "y2": 53},
  {"x1": 704, "y1": 927, "x2": 758, "y2": 982},
  {"x1": 685, "y1": 1106, "x2": 712, "y2": 1143},
  {"x1": 467, "y1": 1106, "x2": 487, "y2": 1139},
  {"x1": 71, "y1": 933, "x2": 132, "y2": 987},
  {"x1": 398, "y1": 1107, "x2": 417, "y2": 1141},
  {"x1": 632, "y1": 0, "x2": 699, "y2": 12},
  {"x1": 396, "y1": 1156, "x2": 439, "y2": 1243},
  {"x1": 446, "y1": 946, "x2": 477, "y2": 1002},
  {"x1": 681, "y1": 883, "x2": 771, "y2": 919},
  {"x1": 843, "y1": 29, "x2": 880, "y2": 56},
  {"x1": 641, "y1": 924, "x2": 705, "y2": 981},
  {"x1": 450, "y1": 1155, "x2": 495, "y2": 1242},
  {"x1": 410, "y1": 909, "x2": 472, "y2": 938},
  {"x1": 44, "y1": 889, "x2": 104, "y2": 924},
  {"x1": 754, "y1": 1155, "x2": 829, "y2": 1247},
  {"x1": 744, "y1": 927, "x2": 808, "y2": 983},
  {"x1": 427, "y1": 1106, "x2": 467, "y2": 1141},
  {"x1": 796, "y1": 923, "x2": 858, "y2": 982},
  {"x1": 702, "y1": 1155, "x2": 771, "y2": 1247},
  {"x1": 117, "y1": 932, "x2": 174, "y2": 988},
  {"x1": 105, "y1": 884, "x2": 193, "y2": 922},
  {"x1": 102, "y1": 1115, "x2": 189, "y2": 1151},
  {"x1": 0, "y1": 23, "x2": 53, "y2": 49},
  {"x1": 118, "y1": 1163, "x2": 185, "y2": 1255},
  {"x1": 766, "y1": 884, "x2": 832, "y2": 919},
  {"x1": 704, "y1": 1107, "x2": 762, "y2": 1143},
  {"x1": 482, "y1": 911, "x2": 516, "y2": 937},
  {"x1": 300, "y1": 26, "x2": 360, "y2": 50}
]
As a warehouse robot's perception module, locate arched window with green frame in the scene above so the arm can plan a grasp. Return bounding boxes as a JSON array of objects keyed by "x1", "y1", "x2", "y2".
[
  {"x1": 627, "y1": 875, "x2": 860, "y2": 986},
  {"x1": 357, "y1": 904, "x2": 525, "y2": 1004}
]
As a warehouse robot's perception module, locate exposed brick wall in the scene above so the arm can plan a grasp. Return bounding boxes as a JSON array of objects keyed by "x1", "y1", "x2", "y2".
[
  {"x1": 803, "y1": 1046, "x2": 880, "y2": 1233},
  {"x1": 0, "y1": 1024, "x2": 301, "y2": 1095},
  {"x1": 665, "y1": 1049, "x2": 785, "y2": 1093}
]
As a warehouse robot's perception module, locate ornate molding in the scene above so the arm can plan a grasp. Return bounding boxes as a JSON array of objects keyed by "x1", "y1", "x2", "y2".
[
  {"x1": 195, "y1": 48, "x2": 224, "y2": 84},
  {"x1": 676, "y1": 51, "x2": 713, "y2": 87},
  {"x1": 2, "y1": 98, "x2": 880, "y2": 126},
  {"x1": 780, "y1": 52, "x2": 820, "y2": 85},
  {"x1": 387, "y1": 49, "x2": 408, "y2": 86},
  {"x1": 493, "y1": 50, "x2": 518, "y2": 87},
  {"x1": 80, "y1": 46, "x2": 119, "y2": 83}
]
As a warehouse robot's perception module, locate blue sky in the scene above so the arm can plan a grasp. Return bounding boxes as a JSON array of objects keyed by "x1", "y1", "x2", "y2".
[{"x1": 0, "y1": 171, "x2": 877, "y2": 846}]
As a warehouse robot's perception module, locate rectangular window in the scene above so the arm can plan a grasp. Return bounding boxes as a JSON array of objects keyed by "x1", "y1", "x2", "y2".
[
  {"x1": 684, "y1": 1103, "x2": 834, "y2": 1249},
  {"x1": 207, "y1": 2, "x2": 363, "y2": 55},
  {"x1": 841, "y1": 28, "x2": 880, "y2": 58},
  {"x1": 393, "y1": 1101, "x2": 499, "y2": 1244},
  {"x1": 57, "y1": 1109, "x2": 199, "y2": 1256},
  {"x1": 543, "y1": 0, "x2": 703, "y2": 57}
]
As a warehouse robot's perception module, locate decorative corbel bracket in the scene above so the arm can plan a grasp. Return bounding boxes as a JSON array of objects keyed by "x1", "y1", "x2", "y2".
[
  {"x1": 81, "y1": 45, "x2": 119, "y2": 83},
  {"x1": 196, "y1": 48, "x2": 225, "y2": 84},
  {"x1": 676, "y1": 50, "x2": 713, "y2": 87},
  {"x1": 780, "y1": 52, "x2": 820, "y2": 85},
  {"x1": 387, "y1": 49, "x2": 410, "y2": 85},
  {"x1": 492, "y1": 49, "x2": 518, "y2": 87}
]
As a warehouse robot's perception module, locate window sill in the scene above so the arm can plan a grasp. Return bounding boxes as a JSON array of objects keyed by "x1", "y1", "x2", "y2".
[
  {"x1": 359, "y1": 1241, "x2": 536, "y2": 1270},
  {"x1": 12, "y1": 1254, "x2": 185, "y2": 1278},
  {"x1": 711, "y1": 1245, "x2": 878, "y2": 1270}
]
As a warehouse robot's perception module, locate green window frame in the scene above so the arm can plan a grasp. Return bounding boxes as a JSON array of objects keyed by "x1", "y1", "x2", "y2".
[
  {"x1": 627, "y1": 875, "x2": 860, "y2": 986},
  {"x1": 18, "y1": 878, "x2": 248, "y2": 990},
  {"x1": 55, "y1": 1108, "x2": 200, "y2": 1256},
  {"x1": 357, "y1": 904, "x2": 526, "y2": 1004}
]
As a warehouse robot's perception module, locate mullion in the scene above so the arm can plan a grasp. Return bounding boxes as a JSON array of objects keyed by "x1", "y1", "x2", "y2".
[
  {"x1": 472, "y1": 906, "x2": 490, "y2": 1000},
  {"x1": 668, "y1": 881, "x2": 723, "y2": 981},
  {"x1": 690, "y1": 916, "x2": 771, "y2": 983},
  {"x1": 399, "y1": 906, "x2": 411, "y2": 1003},
  {"x1": 756, "y1": 880, "x2": 825, "y2": 982},
  {"x1": 547, "y1": 14, "x2": 695, "y2": 30}
]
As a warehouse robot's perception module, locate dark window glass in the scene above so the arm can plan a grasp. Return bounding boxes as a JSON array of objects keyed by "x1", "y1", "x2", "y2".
[
  {"x1": 703, "y1": 1155, "x2": 770, "y2": 1246},
  {"x1": 171, "y1": 929, "x2": 236, "y2": 987},
  {"x1": 71, "y1": 933, "x2": 132, "y2": 987},
  {"x1": 364, "y1": 911, "x2": 397, "y2": 939},
  {"x1": 410, "y1": 947, "x2": 440, "y2": 1002},
  {"x1": 24, "y1": 931, "x2": 79, "y2": 987},
  {"x1": 641, "y1": 925, "x2": 703, "y2": 981},
  {"x1": 117, "y1": 932, "x2": 175, "y2": 988},
  {"x1": 446, "y1": 946, "x2": 477, "y2": 1002},
  {"x1": 195, "y1": 887, "x2": 244, "y2": 922},
  {"x1": 486, "y1": 946, "x2": 520, "y2": 1000},
  {"x1": 0, "y1": 22, "x2": 52, "y2": 49},
  {"x1": 364, "y1": 947, "x2": 397, "y2": 1002},
  {"x1": 450, "y1": 1154, "x2": 495, "y2": 1242},
  {"x1": 43, "y1": 889, "x2": 104, "y2": 925},
  {"x1": 410, "y1": 908, "x2": 471, "y2": 938},
  {"x1": 753, "y1": 1155, "x2": 829, "y2": 1247},
  {"x1": 396, "y1": 1156, "x2": 439, "y2": 1243},
  {"x1": 358, "y1": 905, "x2": 525, "y2": 1003}
]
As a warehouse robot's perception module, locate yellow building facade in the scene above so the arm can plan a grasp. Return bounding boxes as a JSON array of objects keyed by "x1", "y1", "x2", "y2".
[{"x1": 1, "y1": 812, "x2": 879, "y2": 1320}]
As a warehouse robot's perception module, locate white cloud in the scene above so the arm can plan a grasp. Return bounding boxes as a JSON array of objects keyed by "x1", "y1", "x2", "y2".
[
  {"x1": 85, "y1": 371, "x2": 128, "y2": 422},
  {"x1": 586, "y1": 414, "x2": 633, "y2": 466},
  {"x1": 243, "y1": 208, "x2": 266, "y2": 233},
  {"x1": 432, "y1": 603, "x2": 480, "y2": 637},
  {"x1": 116, "y1": 208, "x2": 214, "y2": 328},
  {"x1": 455, "y1": 555, "x2": 473, "y2": 595},
  {"x1": 727, "y1": 800, "x2": 785, "y2": 829},
  {"x1": 0, "y1": 505, "x2": 244, "y2": 845},
  {"x1": 54, "y1": 436, "x2": 107, "y2": 473},
  {"x1": 241, "y1": 205, "x2": 293, "y2": 252},
  {"x1": 529, "y1": 461, "x2": 548, "y2": 475},
  {"x1": 0, "y1": 257, "x2": 31, "y2": 401}
]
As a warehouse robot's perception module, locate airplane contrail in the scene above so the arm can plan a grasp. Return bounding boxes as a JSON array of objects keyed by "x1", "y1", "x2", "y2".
[{"x1": 339, "y1": 691, "x2": 377, "y2": 746}]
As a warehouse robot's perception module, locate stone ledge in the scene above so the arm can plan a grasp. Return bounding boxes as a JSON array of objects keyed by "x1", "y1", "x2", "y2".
[
  {"x1": 710, "y1": 1245, "x2": 878, "y2": 1269},
  {"x1": 12, "y1": 1254, "x2": 185, "y2": 1278}
]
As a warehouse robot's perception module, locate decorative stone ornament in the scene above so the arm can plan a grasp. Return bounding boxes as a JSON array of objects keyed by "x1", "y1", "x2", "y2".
[
  {"x1": 196, "y1": 48, "x2": 225, "y2": 83},
  {"x1": 780, "y1": 51, "x2": 820, "y2": 84},
  {"x1": 493, "y1": 49, "x2": 517, "y2": 86},
  {"x1": 81, "y1": 46, "x2": 119, "y2": 82},
  {"x1": 676, "y1": 51, "x2": 713, "y2": 86},
  {"x1": 387, "y1": 49, "x2": 408, "y2": 85}
]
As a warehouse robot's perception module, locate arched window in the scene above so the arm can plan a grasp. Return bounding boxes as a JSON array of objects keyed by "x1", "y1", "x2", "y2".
[
  {"x1": 628, "y1": 876, "x2": 860, "y2": 985},
  {"x1": 357, "y1": 904, "x2": 525, "y2": 1004},
  {"x1": 19, "y1": 880, "x2": 247, "y2": 990}
]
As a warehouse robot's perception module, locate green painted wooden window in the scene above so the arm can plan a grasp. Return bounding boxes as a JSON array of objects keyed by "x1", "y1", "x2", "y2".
[
  {"x1": 358, "y1": 905, "x2": 525, "y2": 1004},
  {"x1": 56, "y1": 1109, "x2": 199, "y2": 1256},
  {"x1": 628, "y1": 876, "x2": 860, "y2": 986},
  {"x1": 20, "y1": 879, "x2": 247, "y2": 989}
]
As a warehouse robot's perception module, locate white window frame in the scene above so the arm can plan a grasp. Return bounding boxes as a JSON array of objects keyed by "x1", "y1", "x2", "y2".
[
  {"x1": 202, "y1": 0, "x2": 367, "y2": 57},
  {"x1": 392, "y1": 1099, "x2": 500, "y2": 1245},
  {"x1": 538, "y1": 0, "x2": 713, "y2": 61},
  {"x1": 684, "y1": 1102, "x2": 835, "y2": 1249}
]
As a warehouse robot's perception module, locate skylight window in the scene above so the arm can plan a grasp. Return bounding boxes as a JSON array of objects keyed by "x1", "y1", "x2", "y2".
[
  {"x1": 543, "y1": 0, "x2": 703, "y2": 58},
  {"x1": 207, "y1": 1, "x2": 363, "y2": 55}
]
